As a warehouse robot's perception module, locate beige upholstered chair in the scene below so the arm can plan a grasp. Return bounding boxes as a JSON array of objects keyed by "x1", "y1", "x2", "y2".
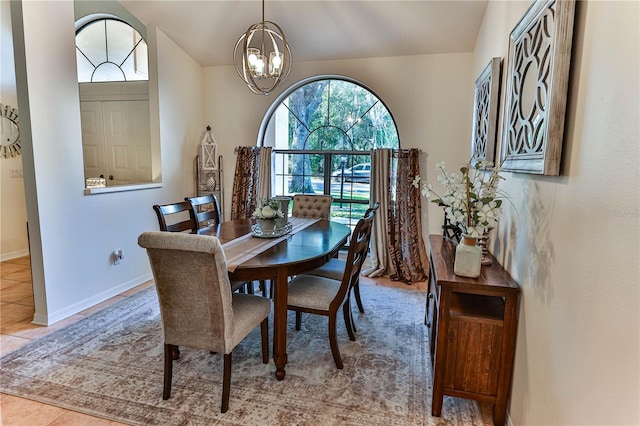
[
  {"x1": 286, "y1": 208, "x2": 375, "y2": 369},
  {"x1": 291, "y1": 194, "x2": 333, "y2": 219},
  {"x1": 153, "y1": 201, "x2": 197, "y2": 233},
  {"x1": 185, "y1": 194, "x2": 222, "y2": 231},
  {"x1": 138, "y1": 231, "x2": 271, "y2": 412},
  {"x1": 185, "y1": 194, "x2": 261, "y2": 296},
  {"x1": 306, "y1": 202, "x2": 380, "y2": 325}
]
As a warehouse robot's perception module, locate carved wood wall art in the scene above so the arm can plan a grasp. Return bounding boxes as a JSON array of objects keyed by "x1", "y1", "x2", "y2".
[
  {"x1": 471, "y1": 57, "x2": 502, "y2": 165},
  {"x1": 500, "y1": 0, "x2": 576, "y2": 175}
]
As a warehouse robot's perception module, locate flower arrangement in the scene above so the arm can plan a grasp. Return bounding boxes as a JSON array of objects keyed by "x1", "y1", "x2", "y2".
[
  {"x1": 416, "y1": 159, "x2": 506, "y2": 238},
  {"x1": 252, "y1": 198, "x2": 285, "y2": 221}
]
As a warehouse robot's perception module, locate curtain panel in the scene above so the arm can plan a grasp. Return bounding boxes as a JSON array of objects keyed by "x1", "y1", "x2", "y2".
[
  {"x1": 388, "y1": 149, "x2": 429, "y2": 282},
  {"x1": 364, "y1": 148, "x2": 429, "y2": 283},
  {"x1": 231, "y1": 146, "x2": 272, "y2": 220},
  {"x1": 231, "y1": 147, "x2": 258, "y2": 220}
]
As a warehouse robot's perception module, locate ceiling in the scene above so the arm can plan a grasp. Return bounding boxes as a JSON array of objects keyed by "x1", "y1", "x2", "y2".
[{"x1": 119, "y1": 1, "x2": 488, "y2": 67}]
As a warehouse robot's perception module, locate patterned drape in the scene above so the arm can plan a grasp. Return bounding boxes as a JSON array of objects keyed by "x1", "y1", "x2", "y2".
[
  {"x1": 388, "y1": 149, "x2": 429, "y2": 282},
  {"x1": 231, "y1": 147, "x2": 261, "y2": 220},
  {"x1": 362, "y1": 149, "x2": 392, "y2": 278}
]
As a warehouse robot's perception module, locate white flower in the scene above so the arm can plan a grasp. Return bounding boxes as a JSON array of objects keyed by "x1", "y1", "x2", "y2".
[
  {"x1": 421, "y1": 183, "x2": 433, "y2": 198},
  {"x1": 261, "y1": 205, "x2": 276, "y2": 218},
  {"x1": 412, "y1": 175, "x2": 421, "y2": 188},
  {"x1": 419, "y1": 159, "x2": 508, "y2": 238},
  {"x1": 476, "y1": 201, "x2": 497, "y2": 223},
  {"x1": 466, "y1": 224, "x2": 485, "y2": 239},
  {"x1": 252, "y1": 198, "x2": 284, "y2": 220}
]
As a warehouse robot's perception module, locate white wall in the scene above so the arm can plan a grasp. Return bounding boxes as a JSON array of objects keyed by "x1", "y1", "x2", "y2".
[
  {"x1": 473, "y1": 1, "x2": 639, "y2": 424},
  {"x1": 8, "y1": 2, "x2": 638, "y2": 422},
  {"x1": 204, "y1": 54, "x2": 473, "y2": 231},
  {"x1": 10, "y1": 0, "x2": 205, "y2": 324},
  {"x1": 0, "y1": 0, "x2": 28, "y2": 260}
]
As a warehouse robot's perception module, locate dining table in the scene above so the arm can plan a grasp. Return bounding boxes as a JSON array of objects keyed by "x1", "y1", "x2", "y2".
[{"x1": 199, "y1": 217, "x2": 351, "y2": 380}]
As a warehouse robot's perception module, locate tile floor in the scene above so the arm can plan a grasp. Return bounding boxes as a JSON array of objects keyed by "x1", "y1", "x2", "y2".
[{"x1": 0, "y1": 255, "x2": 427, "y2": 425}]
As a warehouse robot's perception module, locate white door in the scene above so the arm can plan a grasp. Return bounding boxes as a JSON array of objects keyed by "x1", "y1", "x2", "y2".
[
  {"x1": 102, "y1": 100, "x2": 151, "y2": 186},
  {"x1": 80, "y1": 101, "x2": 107, "y2": 182},
  {"x1": 81, "y1": 100, "x2": 151, "y2": 186}
]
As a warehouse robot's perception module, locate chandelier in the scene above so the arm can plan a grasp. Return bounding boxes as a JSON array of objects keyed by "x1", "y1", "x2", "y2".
[{"x1": 233, "y1": 0, "x2": 292, "y2": 95}]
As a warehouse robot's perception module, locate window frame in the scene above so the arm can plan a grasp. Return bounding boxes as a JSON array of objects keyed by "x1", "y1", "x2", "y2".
[{"x1": 258, "y1": 75, "x2": 400, "y2": 228}]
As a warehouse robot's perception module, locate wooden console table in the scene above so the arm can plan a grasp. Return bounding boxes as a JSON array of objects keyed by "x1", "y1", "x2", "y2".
[{"x1": 425, "y1": 235, "x2": 519, "y2": 426}]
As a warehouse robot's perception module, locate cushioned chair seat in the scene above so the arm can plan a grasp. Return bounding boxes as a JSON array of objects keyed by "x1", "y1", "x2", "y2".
[
  {"x1": 287, "y1": 275, "x2": 341, "y2": 311},
  {"x1": 307, "y1": 258, "x2": 345, "y2": 281},
  {"x1": 230, "y1": 294, "x2": 271, "y2": 349}
]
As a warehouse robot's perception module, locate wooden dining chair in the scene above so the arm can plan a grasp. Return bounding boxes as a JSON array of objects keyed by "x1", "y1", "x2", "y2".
[
  {"x1": 286, "y1": 208, "x2": 375, "y2": 369},
  {"x1": 186, "y1": 194, "x2": 262, "y2": 296},
  {"x1": 154, "y1": 200, "x2": 248, "y2": 294},
  {"x1": 138, "y1": 231, "x2": 271, "y2": 413},
  {"x1": 153, "y1": 201, "x2": 198, "y2": 233},
  {"x1": 291, "y1": 194, "x2": 333, "y2": 219},
  {"x1": 306, "y1": 202, "x2": 380, "y2": 326},
  {"x1": 185, "y1": 194, "x2": 222, "y2": 231}
]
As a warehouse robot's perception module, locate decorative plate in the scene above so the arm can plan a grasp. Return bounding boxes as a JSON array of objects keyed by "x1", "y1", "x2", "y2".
[{"x1": 251, "y1": 222, "x2": 293, "y2": 238}]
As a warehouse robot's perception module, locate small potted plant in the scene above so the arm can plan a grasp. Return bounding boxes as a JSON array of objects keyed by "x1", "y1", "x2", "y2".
[{"x1": 252, "y1": 198, "x2": 285, "y2": 232}]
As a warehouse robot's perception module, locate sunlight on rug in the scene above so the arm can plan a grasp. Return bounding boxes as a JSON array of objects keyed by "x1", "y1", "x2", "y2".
[{"x1": 0, "y1": 283, "x2": 486, "y2": 425}]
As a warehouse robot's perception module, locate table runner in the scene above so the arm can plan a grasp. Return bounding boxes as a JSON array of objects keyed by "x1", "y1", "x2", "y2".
[{"x1": 222, "y1": 217, "x2": 320, "y2": 272}]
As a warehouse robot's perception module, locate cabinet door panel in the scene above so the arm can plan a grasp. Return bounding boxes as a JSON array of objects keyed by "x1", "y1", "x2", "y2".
[{"x1": 446, "y1": 318, "x2": 503, "y2": 396}]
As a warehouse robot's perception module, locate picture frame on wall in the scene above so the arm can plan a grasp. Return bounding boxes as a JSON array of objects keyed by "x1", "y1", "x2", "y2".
[
  {"x1": 470, "y1": 57, "x2": 502, "y2": 165},
  {"x1": 500, "y1": 0, "x2": 576, "y2": 175}
]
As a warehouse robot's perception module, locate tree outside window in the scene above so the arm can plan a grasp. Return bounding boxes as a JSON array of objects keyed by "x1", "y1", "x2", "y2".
[{"x1": 262, "y1": 77, "x2": 399, "y2": 227}]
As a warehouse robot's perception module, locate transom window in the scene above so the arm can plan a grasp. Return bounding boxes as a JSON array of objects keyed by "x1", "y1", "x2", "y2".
[
  {"x1": 260, "y1": 76, "x2": 400, "y2": 228},
  {"x1": 76, "y1": 18, "x2": 148, "y2": 83}
]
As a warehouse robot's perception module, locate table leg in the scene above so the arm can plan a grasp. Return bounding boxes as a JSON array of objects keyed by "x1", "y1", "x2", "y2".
[
  {"x1": 431, "y1": 287, "x2": 451, "y2": 417},
  {"x1": 273, "y1": 267, "x2": 289, "y2": 380}
]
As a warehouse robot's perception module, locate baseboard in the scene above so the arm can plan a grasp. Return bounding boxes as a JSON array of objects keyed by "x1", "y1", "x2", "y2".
[
  {"x1": 0, "y1": 249, "x2": 30, "y2": 262},
  {"x1": 31, "y1": 272, "x2": 153, "y2": 326}
]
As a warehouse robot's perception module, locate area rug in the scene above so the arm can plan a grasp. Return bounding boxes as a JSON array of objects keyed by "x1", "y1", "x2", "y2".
[{"x1": 0, "y1": 283, "x2": 485, "y2": 425}]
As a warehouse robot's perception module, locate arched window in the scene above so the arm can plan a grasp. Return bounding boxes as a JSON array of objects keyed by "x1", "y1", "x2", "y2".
[
  {"x1": 75, "y1": 15, "x2": 152, "y2": 188},
  {"x1": 260, "y1": 76, "x2": 399, "y2": 227},
  {"x1": 75, "y1": 18, "x2": 148, "y2": 83}
]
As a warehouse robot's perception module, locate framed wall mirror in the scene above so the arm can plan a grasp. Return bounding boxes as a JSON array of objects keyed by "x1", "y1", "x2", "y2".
[{"x1": 0, "y1": 103, "x2": 20, "y2": 158}]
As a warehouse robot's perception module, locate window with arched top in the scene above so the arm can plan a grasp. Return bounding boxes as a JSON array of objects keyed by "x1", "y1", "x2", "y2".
[
  {"x1": 260, "y1": 76, "x2": 400, "y2": 228},
  {"x1": 75, "y1": 18, "x2": 148, "y2": 83},
  {"x1": 75, "y1": 15, "x2": 153, "y2": 189}
]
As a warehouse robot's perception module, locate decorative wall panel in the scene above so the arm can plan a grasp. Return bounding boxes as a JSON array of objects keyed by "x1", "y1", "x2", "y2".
[
  {"x1": 501, "y1": 0, "x2": 576, "y2": 175},
  {"x1": 471, "y1": 57, "x2": 502, "y2": 165}
]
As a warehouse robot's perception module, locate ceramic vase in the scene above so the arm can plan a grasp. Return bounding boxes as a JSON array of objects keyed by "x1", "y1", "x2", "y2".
[
  {"x1": 454, "y1": 235, "x2": 482, "y2": 278},
  {"x1": 257, "y1": 219, "x2": 276, "y2": 232}
]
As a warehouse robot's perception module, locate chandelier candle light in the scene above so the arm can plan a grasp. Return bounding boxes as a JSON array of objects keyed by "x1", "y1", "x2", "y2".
[
  {"x1": 233, "y1": 0, "x2": 292, "y2": 95},
  {"x1": 417, "y1": 159, "x2": 507, "y2": 278}
]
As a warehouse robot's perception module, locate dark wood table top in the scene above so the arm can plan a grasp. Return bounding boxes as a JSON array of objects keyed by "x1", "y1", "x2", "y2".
[{"x1": 201, "y1": 218, "x2": 352, "y2": 281}]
